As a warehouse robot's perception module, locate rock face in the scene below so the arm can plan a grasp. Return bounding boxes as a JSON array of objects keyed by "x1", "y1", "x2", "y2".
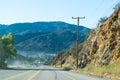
[
  {"x1": 79, "y1": 6, "x2": 120, "y2": 66},
  {"x1": 50, "y1": 6, "x2": 120, "y2": 68}
]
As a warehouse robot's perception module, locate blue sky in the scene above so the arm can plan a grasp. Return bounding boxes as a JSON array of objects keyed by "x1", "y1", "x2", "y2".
[{"x1": 0, "y1": 0, "x2": 119, "y2": 28}]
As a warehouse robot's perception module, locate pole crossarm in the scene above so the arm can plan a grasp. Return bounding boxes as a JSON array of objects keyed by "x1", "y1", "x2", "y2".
[{"x1": 72, "y1": 16, "x2": 85, "y2": 19}]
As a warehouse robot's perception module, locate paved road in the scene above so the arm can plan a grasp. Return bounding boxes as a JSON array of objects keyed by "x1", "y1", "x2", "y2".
[{"x1": 0, "y1": 65, "x2": 107, "y2": 80}]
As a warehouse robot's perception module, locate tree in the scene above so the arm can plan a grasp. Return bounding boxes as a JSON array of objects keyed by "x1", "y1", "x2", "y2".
[
  {"x1": 0, "y1": 33, "x2": 16, "y2": 68},
  {"x1": 99, "y1": 17, "x2": 108, "y2": 23}
]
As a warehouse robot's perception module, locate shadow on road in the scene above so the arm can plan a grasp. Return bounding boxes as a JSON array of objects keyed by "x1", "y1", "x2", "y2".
[{"x1": 2, "y1": 67, "x2": 69, "y2": 71}]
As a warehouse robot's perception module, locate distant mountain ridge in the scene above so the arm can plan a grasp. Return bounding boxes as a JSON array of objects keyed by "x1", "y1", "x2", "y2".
[
  {"x1": 0, "y1": 21, "x2": 90, "y2": 35},
  {"x1": 0, "y1": 21, "x2": 91, "y2": 54}
]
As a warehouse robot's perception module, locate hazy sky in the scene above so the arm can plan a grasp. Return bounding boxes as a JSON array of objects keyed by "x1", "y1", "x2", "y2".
[{"x1": 0, "y1": 0, "x2": 119, "y2": 28}]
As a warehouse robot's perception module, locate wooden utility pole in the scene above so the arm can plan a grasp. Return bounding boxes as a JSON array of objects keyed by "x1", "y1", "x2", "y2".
[
  {"x1": 72, "y1": 16, "x2": 85, "y2": 69},
  {"x1": 60, "y1": 53, "x2": 62, "y2": 68}
]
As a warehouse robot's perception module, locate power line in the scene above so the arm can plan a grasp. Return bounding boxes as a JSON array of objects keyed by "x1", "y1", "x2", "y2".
[
  {"x1": 92, "y1": 0, "x2": 105, "y2": 16},
  {"x1": 102, "y1": 0, "x2": 120, "y2": 16},
  {"x1": 89, "y1": 0, "x2": 120, "y2": 28}
]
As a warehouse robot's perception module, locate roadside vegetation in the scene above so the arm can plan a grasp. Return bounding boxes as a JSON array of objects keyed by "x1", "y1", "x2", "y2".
[
  {"x1": 0, "y1": 33, "x2": 16, "y2": 68},
  {"x1": 75, "y1": 63, "x2": 120, "y2": 79},
  {"x1": 53, "y1": 63, "x2": 120, "y2": 79}
]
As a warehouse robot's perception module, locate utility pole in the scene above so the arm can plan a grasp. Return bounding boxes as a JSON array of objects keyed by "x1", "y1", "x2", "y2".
[
  {"x1": 59, "y1": 42, "x2": 63, "y2": 68},
  {"x1": 60, "y1": 52, "x2": 62, "y2": 68},
  {"x1": 72, "y1": 16, "x2": 85, "y2": 69}
]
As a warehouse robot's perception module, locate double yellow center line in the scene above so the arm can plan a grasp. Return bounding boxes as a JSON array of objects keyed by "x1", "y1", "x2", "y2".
[
  {"x1": 4, "y1": 70, "x2": 40, "y2": 80},
  {"x1": 28, "y1": 71, "x2": 40, "y2": 80}
]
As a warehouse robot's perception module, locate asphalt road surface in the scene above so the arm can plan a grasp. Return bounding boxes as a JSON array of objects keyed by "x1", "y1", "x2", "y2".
[{"x1": 0, "y1": 65, "x2": 108, "y2": 80}]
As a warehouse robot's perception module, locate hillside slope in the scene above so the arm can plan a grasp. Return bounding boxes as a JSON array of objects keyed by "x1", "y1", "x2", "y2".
[
  {"x1": 79, "y1": 6, "x2": 120, "y2": 66},
  {"x1": 51, "y1": 6, "x2": 120, "y2": 68},
  {"x1": 0, "y1": 21, "x2": 91, "y2": 54},
  {"x1": 15, "y1": 31, "x2": 77, "y2": 53}
]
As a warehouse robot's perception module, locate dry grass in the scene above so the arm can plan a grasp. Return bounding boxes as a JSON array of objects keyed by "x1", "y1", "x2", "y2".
[
  {"x1": 78, "y1": 63, "x2": 120, "y2": 79},
  {"x1": 52, "y1": 63, "x2": 120, "y2": 79}
]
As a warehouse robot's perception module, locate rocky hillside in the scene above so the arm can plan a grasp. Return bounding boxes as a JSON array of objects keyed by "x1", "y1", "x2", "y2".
[
  {"x1": 79, "y1": 6, "x2": 120, "y2": 66},
  {"x1": 50, "y1": 6, "x2": 120, "y2": 68}
]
